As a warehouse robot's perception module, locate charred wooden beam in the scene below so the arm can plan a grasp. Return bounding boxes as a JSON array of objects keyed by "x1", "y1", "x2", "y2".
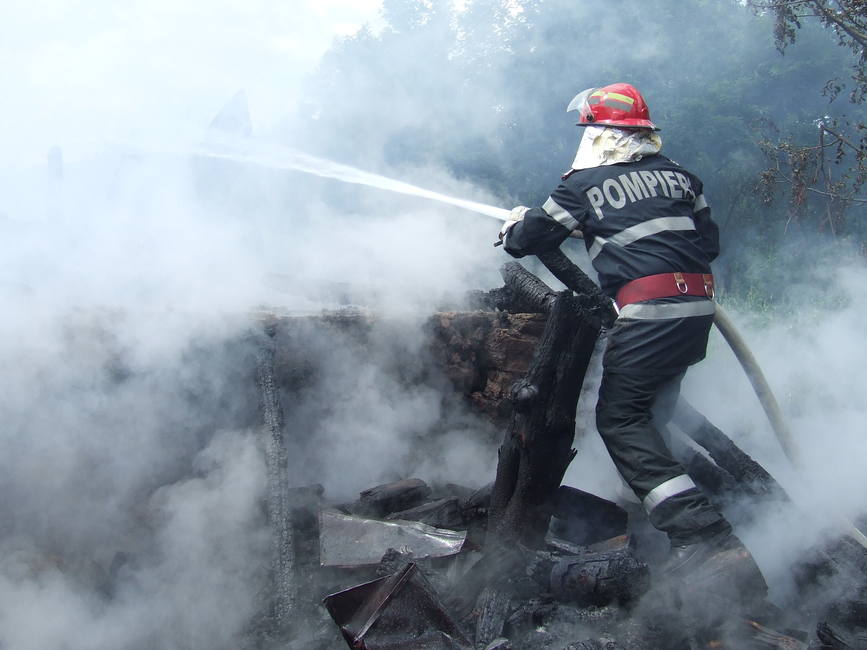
[
  {"x1": 487, "y1": 288, "x2": 600, "y2": 549},
  {"x1": 475, "y1": 586, "x2": 513, "y2": 648},
  {"x1": 796, "y1": 536, "x2": 867, "y2": 616},
  {"x1": 531, "y1": 548, "x2": 651, "y2": 606},
  {"x1": 818, "y1": 595, "x2": 867, "y2": 649},
  {"x1": 673, "y1": 400, "x2": 788, "y2": 501},
  {"x1": 500, "y1": 261, "x2": 559, "y2": 314},
  {"x1": 463, "y1": 546, "x2": 649, "y2": 646},
  {"x1": 348, "y1": 478, "x2": 432, "y2": 519},
  {"x1": 536, "y1": 250, "x2": 616, "y2": 327},
  {"x1": 255, "y1": 324, "x2": 295, "y2": 631}
]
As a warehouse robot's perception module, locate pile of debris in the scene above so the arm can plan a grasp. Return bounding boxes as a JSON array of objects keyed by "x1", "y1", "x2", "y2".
[
  {"x1": 263, "y1": 475, "x2": 664, "y2": 650},
  {"x1": 255, "y1": 471, "x2": 851, "y2": 649},
  {"x1": 249, "y1": 251, "x2": 867, "y2": 649}
]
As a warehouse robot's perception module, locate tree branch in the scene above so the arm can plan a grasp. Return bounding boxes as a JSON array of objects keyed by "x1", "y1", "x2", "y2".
[
  {"x1": 775, "y1": 178, "x2": 867, "y2": 203},
  {"x1": 821, "y1": 124, "x2": 867, "y2": 155},
  {"x1": 816, "y1": 0, "x2": 867, "y2": 47},
  {"x1": 749, "y1": 1, "x2": 867, "y2": 47}
]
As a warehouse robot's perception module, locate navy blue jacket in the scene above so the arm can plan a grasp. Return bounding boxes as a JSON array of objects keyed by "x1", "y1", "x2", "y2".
[
  {"x1": 504, "y1": 154, "x2": 718, "y2": 297},
  {"x1": 504, "y1": 154, "x2": 720, "y2": 373}
]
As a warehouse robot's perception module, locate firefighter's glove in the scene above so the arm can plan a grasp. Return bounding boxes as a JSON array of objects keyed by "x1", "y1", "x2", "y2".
[{"x1": 499, "y1": 205, "x2": 529, "y2": 240}]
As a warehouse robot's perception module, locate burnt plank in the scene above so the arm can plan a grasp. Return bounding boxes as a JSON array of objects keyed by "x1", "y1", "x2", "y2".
[{"x1": 349, "y1": 478, "x2": 432, "y2": 518}]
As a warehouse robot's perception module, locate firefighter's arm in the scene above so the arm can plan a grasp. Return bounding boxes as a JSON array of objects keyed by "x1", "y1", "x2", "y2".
[{"x1": 501, "y1": 187, "x2": 584, "y2": 258}]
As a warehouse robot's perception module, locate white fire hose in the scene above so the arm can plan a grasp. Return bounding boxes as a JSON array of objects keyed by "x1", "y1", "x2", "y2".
[{"x1": 711, "y1": 304, "x2": 800, "y2": 465}]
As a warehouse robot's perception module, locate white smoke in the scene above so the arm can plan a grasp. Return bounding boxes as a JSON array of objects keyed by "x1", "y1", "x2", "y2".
[
  {"x1": 0, "y1": 138, "x2": 505, "y2": 647},
  {"x1": 674, "y1": 262, "x2": 867, "y2": 600},
  {"x1": 0, "y1": 431, "x2": 269, "y2": 650}
]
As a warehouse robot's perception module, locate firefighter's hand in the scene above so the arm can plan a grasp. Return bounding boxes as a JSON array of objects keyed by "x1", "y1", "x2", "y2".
[
  {"x1": 509, "y1": 205, "x2": 530, "y2": 222},
  {"x1": 499, "y1": 205, "x2": 529, "y2": 241}
]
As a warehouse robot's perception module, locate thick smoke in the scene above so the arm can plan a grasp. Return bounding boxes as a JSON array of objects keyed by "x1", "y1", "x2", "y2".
[{"x1": 0, "y1": 146, "x2": 502, "y2": 647}]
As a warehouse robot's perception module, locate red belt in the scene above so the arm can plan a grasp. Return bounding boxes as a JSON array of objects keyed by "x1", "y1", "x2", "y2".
[{"x1": 615, "y1": 272, "x2": 714, "y2": 309}]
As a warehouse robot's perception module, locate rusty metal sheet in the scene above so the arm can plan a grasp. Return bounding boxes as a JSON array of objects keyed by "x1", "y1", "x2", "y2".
[{"x1": 323, "y1": 563, "x2": 471, "y2": 650}]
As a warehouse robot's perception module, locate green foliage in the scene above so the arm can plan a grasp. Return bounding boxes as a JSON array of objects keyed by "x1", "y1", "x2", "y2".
[
  {"x1": 746, "y1": 0, "x2": 866, "y2": 102},
  {"x1": 745, "y1": 0, "x2": 866, "y2": 255}
]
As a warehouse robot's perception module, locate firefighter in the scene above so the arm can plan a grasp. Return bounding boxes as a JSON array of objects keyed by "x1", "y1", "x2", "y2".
[{"x1": 499, "y1": 83, "x2": 766, "y2": 594}]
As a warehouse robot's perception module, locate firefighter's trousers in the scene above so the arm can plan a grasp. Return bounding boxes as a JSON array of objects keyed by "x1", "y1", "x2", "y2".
[{"x1": 596, "y1": 368, "x2": 731, "y2": 545}]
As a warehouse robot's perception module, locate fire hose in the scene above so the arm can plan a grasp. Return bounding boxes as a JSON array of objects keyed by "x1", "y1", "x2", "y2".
[{"x1": 711, "y1": 304, "x2": 800, "y2": 465}]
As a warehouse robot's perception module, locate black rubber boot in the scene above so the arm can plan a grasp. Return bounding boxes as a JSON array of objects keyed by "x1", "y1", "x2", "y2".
[{"x1": 663, "y1": 531, "x2": 768, "y2": 625}]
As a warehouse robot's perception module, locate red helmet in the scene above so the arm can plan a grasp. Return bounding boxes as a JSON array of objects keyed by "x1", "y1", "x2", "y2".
[{"x1": 566, "y1": 83, "x2": 657, "y2": 130}]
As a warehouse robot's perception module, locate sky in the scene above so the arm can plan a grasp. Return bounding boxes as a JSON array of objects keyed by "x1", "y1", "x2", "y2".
[{"x1": 1, "y1": 0, "x2": 383, "y2": 165}]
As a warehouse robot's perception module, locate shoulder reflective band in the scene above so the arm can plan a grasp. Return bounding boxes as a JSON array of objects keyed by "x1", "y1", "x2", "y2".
[
  {"x1": 618, "y1": 300, "x2": 716, "y2": 320},
  {"x1": 642, "y1": 474, "x2": 698, "y2": 513},
  {"x1": 589, "y1": 216, "x2": 696, "y2": 260},
  {"x1": 543, "y1": 196, "x2": 579, "y2": 230}
]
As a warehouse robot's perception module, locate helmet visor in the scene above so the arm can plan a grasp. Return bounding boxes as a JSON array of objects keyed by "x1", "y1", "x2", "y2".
[{"x1": 566, "y1": 87, "x2": 597, "y2": 115}]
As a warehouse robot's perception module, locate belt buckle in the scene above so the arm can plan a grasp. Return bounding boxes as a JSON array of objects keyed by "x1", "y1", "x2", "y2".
[
  {"x1": 703, "y1": 274, "x2": 715, "y2": 299},
  {"x1": 674, "y1": 272, "x2": 688, "y2": 294}
]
